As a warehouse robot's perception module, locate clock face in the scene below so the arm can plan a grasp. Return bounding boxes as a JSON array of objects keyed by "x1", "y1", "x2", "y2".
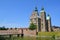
[{"x1": 47, "y1": 17, "x2": 50, "y2": 20}]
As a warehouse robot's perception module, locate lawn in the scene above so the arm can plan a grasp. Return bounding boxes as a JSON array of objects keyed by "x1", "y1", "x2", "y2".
[
  {"x1": 0, "y1": 36, "x2": 36, "y2": 40},
  {"x1": 38, "y1": 32, "x2": 60, "y2": 36},
  {"x1": 0, "y1": 36, "x2": 54, "y2": 40},
  {"x1": 0, "y1": 35, "x2": 57, "y2": 40}
]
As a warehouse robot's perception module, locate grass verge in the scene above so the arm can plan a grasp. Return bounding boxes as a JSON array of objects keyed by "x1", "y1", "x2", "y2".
[{"x1": 38, "y1": 32, "x2": 60, "y2": 36}]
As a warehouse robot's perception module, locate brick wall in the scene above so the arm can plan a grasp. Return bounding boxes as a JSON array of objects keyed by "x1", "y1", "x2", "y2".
[{"x1": 0, "y1": 28, "x2": 36, "y2": 36}]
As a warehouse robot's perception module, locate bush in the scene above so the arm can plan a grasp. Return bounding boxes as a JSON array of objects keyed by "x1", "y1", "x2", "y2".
[{"x1": 29, "y1": 23, "x2": 37, "y2": 30}]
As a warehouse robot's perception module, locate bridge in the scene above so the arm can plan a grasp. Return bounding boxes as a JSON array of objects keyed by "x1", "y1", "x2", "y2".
[
  {"x1": 0, "y1": 28, "x2": 36, "y2": 37},
  {"x1": 0, "y1": 29, "x2": 24, "y2": 37}
]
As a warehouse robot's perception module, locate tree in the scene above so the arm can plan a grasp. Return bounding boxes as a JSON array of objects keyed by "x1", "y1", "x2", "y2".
[
  {"x1": 29, "y1": 23, "x2": 37, "y2": 30},
  {"x1": 0, "y1": 26, "x2": 8, "y2": 30}
]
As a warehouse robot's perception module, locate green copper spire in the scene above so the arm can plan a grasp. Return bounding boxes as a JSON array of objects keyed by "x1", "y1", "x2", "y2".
[
  {"x1": 41, "y1": 7, "x2": 44, "y2": 10},
  {"x1": 47, "y1": 14, "x2": 50, "y2": 17},
  {"x1": 35, "y1": 6, "x2": 38, "y2": 11},
  {"x1": 40, "y1": 6, "x2": 45, "y2": 12}
]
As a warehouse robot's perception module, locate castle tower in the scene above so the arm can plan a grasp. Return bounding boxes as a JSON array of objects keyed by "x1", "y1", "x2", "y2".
[
  {"x1": 30, "y1": 7, "x2": 39, "y2": 32},
  {"x1": 46, "y1": 14, "x2": 52, "y2": 32},
  {"x1": 40, "y1": 7, "x2": 47, "y2": 32}
]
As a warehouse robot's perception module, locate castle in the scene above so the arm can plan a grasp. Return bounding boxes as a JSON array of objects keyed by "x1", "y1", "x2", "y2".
[
  {"x1": 0, "y1": 7, "x2": 60, "y2": 36},
  {"x1": 30, "y1": 7, "x2": 60, "y2": 32}
]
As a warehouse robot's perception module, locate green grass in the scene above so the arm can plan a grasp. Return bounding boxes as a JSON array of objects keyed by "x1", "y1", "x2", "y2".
[
  {"x1": 0, "y1": 36, "x2": 36, "y2": 40},
  {"x1": 11, "y1": 37, "x2": 36, "y2": 40},
  {"x1": 0, "y1": 36, "x2": 55, "y2": 40},
  {"x1": 38, "y1": 32, "x2": 60, "y2": 36},
  {"x1": 37, "y1": 37, "x2": 54, "y2": 40},
  {"x1": 1, "y1": 32, "x2": 60, "y2": 40}
]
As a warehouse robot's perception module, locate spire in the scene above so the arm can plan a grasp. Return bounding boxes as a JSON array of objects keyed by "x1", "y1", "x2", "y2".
[
  {"x1": 34, "y1": 6, "x2": 38, "y2": 11},
  {"x1": 41, "y1": 6, "x2": 44, "y2": 10},
  {"x1": 47, "y1": 14, "x2": 51, "y2": 20},
  {"x1": 33, "y1": 6, "x2": 39, "y2": 16},
  {"x1": 40, "y1": 6, "x2": 45, "y2": 12},
  {"x1": 47, "y1": 14, "x2": 50, "y2": 17}
]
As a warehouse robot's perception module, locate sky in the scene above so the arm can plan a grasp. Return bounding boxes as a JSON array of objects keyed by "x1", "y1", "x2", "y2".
[{"x1": 0, "y1": 0, "x2": 60, "y2": 28}]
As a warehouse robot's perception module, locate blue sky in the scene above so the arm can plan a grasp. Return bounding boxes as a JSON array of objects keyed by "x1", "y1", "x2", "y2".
[{"x1": 0, "y1": 0, "x2": 60, "y2": 28}]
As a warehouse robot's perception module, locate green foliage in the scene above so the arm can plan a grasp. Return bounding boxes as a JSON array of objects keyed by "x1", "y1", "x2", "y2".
[
  {"x1": 0, "y1": 26, "x2": 8, "y2": 30},
  {"x1": 52, "y1": 35, "x2": 55, "y2": 39},
  {"x1": 15, "y1": 27, "x2": 17, "y2": 30},
  {"x1": 29, "y1": 23, "x2": 37, "y2": 30}
]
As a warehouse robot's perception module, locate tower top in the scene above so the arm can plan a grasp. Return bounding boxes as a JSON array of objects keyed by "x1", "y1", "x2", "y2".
[
  {"x1": 34, "y1": 6, "x2": 38, "y2": 11},
  {"x1": 47, "y1": 14, "x2": 50, "y2": 17},
  {"x1": 47, "y1": 14, "x2": 51, "y2": 20},
  {"x1": 41, "y1": 7, "x2": 44, "y2": 10},
  {"x1": 40, "y1": 7, "x2": 45, "y2": 12}
]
